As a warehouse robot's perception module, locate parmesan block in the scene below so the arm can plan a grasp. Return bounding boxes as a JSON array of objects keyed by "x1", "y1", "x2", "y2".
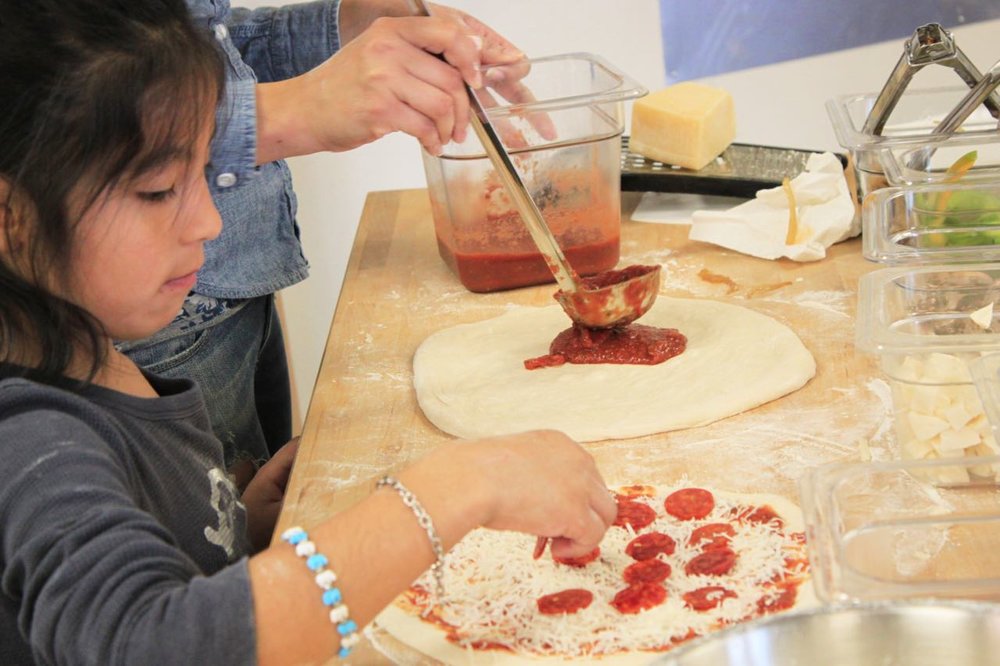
[{"x1": 629, "y1": 82, "x2": 736, "y2": 170}]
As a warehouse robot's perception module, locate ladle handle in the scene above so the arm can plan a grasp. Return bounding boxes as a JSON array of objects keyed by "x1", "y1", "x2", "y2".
[{"x1": 411, "y1": 0, "x2": 580, "y2": 294}]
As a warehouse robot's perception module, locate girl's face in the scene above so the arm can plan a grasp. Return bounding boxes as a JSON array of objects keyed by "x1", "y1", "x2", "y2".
[{"x1": 66, "y1": 125, "x2": 221, "y2": 341}]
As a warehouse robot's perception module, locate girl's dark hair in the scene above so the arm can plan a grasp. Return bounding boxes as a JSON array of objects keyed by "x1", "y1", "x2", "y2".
[{"x1": 0, "y1": 0, "x2": 225, "y2": 384}]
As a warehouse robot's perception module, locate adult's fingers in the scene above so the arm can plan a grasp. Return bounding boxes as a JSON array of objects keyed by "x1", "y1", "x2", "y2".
[
  {"x1": 401, "y1": 48, "x2": 472, "y2": 145},
  {"x1": 473, "y1": 86, "x2": 528, "y2": 150},
  {"x1": 390, "y1": 16, "x2": 483, "y2": 90},
  {"x1": 446, "y1": 9, "x2": 524, "y2": 67},
  {"x1": 483, "y1": 64, "x2": 558, "y2": 141}
]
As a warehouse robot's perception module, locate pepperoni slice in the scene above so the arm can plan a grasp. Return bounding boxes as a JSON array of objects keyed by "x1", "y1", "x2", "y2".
[
  {"x1": 684, "y1": 546, "x2": 737, "y2": 576},
  {"x1": 537, "y1": 589, "x2": 594, "y2": 615},
  {"x1": 611, "y1": 583, "x2": 667, "y2": 614},
  {"x1": 731, "y1": 504, "x2": 784, "y2": 529},
  {"x1": 688, "y1": 522, "x2": 736, "y2": 551},
  {"x1": 683, "y1": 585, "x2": 737, "y2": 611},
  {"x1": 625, "y1": 532, "x2": 676, "y2": 561},
  {"x1": 623, "y1": 558, "x2": 672, "y2": 585},
  {"x1": 664, "y1": 488, "x2": 714, "y2": 521},
  {"x1": 613, "y1": 499, "x2": 657, "y2": 530},
  {"x1": 757, "y1": 582, "x2": 798, "y2": 614},
  {"x1": 553, "y1": 547, "x2": 600, "y2": 567}
]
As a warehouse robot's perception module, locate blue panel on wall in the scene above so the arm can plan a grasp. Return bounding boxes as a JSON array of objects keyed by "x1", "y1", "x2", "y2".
[{"x1": 661, "y1": 0, "x2": 1000, "y2": 82}]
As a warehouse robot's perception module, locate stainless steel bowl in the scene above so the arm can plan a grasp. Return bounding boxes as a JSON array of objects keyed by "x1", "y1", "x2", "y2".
[{"x1": 653, "y1": 600, "x2": 1000, "y2": 666}]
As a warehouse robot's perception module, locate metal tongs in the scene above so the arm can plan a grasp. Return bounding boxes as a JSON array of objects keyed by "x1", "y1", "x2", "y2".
[
  {"x1": 905, "y1": 58, "x2": 1000, "y2": 170},
  {"x1": 862, "y1": 23, "x2": 1000, "y2": 137}
]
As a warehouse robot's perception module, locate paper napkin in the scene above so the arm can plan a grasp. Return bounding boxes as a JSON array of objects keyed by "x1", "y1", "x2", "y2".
[{"x1": 687, "y1": 152, "x2": 858, "y2": 262}]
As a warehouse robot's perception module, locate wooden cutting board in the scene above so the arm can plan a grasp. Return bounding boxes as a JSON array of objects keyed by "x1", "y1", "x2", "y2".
[{"x1": 274, "y1": 189, "x2": 890, "y2": 663}]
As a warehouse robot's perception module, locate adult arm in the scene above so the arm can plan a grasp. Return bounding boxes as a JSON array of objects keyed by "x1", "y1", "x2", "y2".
[{"x1": 255, "y1": 1, "x2": 526, "y2": 162}]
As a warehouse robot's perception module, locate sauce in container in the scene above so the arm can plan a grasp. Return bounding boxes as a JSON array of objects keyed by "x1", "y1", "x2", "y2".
[
  {"x1": 428, "y1": 141, "x2": 622, "y2": 292},
  {"x1": 420, "y1": 53, "x2": 646, "y2": 293}
]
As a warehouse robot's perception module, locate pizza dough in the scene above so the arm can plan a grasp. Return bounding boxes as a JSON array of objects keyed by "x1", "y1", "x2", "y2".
[
  {"x1": 413, "y1": 297, "x2": 816, "y2": 441},
  {"x1": 372, "y1": 485, "x2": 816, "y2": 665}
]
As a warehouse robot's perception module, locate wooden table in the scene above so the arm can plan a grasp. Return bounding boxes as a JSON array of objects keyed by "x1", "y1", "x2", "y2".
[{"x1": 275, "y1": 188, "x2": 889, "y2": 662}]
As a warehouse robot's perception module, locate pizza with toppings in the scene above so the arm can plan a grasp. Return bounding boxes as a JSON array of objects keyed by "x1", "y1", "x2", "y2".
[{"x1": 372, "y1": 483, "x2": 813, "y2": 664}]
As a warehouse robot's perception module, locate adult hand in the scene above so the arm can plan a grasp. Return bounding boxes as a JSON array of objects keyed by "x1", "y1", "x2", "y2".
[
  {"x1": 242, "y1": 437, "x2": 299, "y2": 552},
  {"x1": 256, "y1": 6, "x2": 528, "y2": 162}
]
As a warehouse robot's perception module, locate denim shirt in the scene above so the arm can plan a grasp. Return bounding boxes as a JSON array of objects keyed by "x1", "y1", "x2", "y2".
[{"x1": 184, "y1": 0, "x2": 342, "y2": 298}]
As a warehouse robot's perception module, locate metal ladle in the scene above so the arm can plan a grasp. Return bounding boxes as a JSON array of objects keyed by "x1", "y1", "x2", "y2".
[{"x1": 413, "y1": 0, "x2": 660, "y2": 329}]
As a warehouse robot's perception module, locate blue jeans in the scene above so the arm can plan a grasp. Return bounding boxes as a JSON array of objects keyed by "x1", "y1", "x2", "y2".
[{"x1": 125, "y1": 295, "x2": 292, "y2": 470}]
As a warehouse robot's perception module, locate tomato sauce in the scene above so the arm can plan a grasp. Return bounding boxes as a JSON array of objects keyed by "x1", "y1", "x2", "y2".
[
  {"x1": 431, "y1": 167, "x2": 621, "y2": 293},
  {"x1": 524, "y1": 323, "x2": 686, "y2": 370},
  {"x1": 440, "y1": 234, "x2": 620, "y2": 293}
]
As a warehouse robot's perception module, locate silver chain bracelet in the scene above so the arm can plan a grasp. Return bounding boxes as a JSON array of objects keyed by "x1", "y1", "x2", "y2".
[{"x1": 376, "y1": 475, "x2": 446, "y2": 598}]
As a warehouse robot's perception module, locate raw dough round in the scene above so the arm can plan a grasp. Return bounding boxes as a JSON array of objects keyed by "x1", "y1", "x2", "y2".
[{"x1": 413, "y1": 297, "x2": 815, "y2": 441}]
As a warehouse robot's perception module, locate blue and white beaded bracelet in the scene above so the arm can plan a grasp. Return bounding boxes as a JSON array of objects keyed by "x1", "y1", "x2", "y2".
[{"x1": 280, "y1": 526, "x2": 360, "y2": 659}]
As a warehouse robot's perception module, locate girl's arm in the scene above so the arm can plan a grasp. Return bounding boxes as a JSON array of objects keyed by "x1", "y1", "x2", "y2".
[{"x1": 249, "y1": 430, "x2": 615, "y2": 665}]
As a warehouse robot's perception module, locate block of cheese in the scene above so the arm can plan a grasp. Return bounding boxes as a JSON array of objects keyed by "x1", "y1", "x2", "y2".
[{"x1": 629, "y1": 82, "x2": 736, "y2": 170}]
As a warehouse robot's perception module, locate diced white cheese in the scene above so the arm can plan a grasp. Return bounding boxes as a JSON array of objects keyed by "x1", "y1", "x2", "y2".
[
  {"x1": 909, "y1": 384, "x2": 945, "y2": 414},
  {"x1": 936, "y1": 427, "x2": 981, "y2": 451},
  {"x1": 928, "y1": 463, "x2": 971, "y2": 485},
  {"x1": 969, "y1": 462, "x2": 995, "y2": 478},
  {"x1": 922, "y1": 353, "x2": 971, "y2": 383},
  {"x1": 940, "y1": 403, "x2": 974, "y2": 430},
  {"x1": 970, "y1": 302, "x2": 994, "y2": 329},
  {"x1": 895, "y1": 356, "x2": 924, "y2": 382},
  {"x1": 906, "y1": 411, "x2": 950, "y2": 441},
  {"x1": 889, "y1": 353, "x2": 997, "y2": 481},
  {"x1": 981, "y1": 433, "x2": 1000, "y2": 452},
  {"x1": 629, "y1": 82, "x2": 736, "y2": 170},
  {"x1": 902, "y1": 435, "x2": 936, "y2": 459}
]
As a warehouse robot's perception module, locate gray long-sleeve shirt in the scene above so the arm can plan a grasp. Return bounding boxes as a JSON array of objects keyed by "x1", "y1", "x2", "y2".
[{"x1": 0, "y1": 371, "x2": 256, "y2": 665}]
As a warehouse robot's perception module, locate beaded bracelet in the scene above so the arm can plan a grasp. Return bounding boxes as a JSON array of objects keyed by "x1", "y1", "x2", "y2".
[
  {"x1": 280, "y1": 526, "x2": 360, "y2": 659},
  {"x1": 376, "y1": 475, "x2": 446, "y2": 598}
]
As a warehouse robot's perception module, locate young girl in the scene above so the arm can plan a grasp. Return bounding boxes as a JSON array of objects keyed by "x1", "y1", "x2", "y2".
[{"x1": 0, "y1": 1, "x2": 615, "y2": 664}]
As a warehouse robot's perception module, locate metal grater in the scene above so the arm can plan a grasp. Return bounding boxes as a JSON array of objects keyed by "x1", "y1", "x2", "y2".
[{"x1": 620, "y1": 136, "x2": 846, "y2": 198}]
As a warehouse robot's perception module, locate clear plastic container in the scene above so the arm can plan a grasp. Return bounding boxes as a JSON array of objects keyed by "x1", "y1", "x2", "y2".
[
  {"x1": 800, "y1": 457, "x2": 1000, "y2": 603},
  {"x1": 826, "y1": 86, "x2": 1000, "y2": 199},
  {"x1": 862, "y1": 180, "x2": 1000, "y2": 264},
  {"x1": 880, "y1": 131, "x2": 1000, "y2": 187},
  {"x1": 971, "y1": 351, "x2": 1000, "y2": 441},
  {"x1": 422, "y1": 52, "x2": 646, "y2": 292},
  {"x1": 856, "y1": 264, "x2": 1000, "y2": 473}
]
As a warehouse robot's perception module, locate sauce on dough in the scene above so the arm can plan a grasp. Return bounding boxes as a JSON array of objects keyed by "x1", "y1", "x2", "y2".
[{"x1": 524, "y1": 323, "x2": 687, "y2": 369}]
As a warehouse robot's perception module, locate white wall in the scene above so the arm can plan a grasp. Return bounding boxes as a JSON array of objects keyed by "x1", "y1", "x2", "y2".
[{"x1": 241, "y1": 0, "x2": 667, "y2": 423}]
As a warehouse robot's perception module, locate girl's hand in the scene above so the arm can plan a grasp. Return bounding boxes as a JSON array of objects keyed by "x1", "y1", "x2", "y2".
[
  {"x1": 242, "y1": 438, "x2": 299, "y2": 552},
  {"x1": 407, "y1": 431, "x2": 616, "y2": 559}
]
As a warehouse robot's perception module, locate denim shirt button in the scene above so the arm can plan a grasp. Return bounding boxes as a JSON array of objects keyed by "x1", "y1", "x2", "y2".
[
  {"x1": 215, "y1": 172, "x2": 238, "y2": 188},
  {"x1": 213, "y1": 23, "x2": 229, "y2": 41}
]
